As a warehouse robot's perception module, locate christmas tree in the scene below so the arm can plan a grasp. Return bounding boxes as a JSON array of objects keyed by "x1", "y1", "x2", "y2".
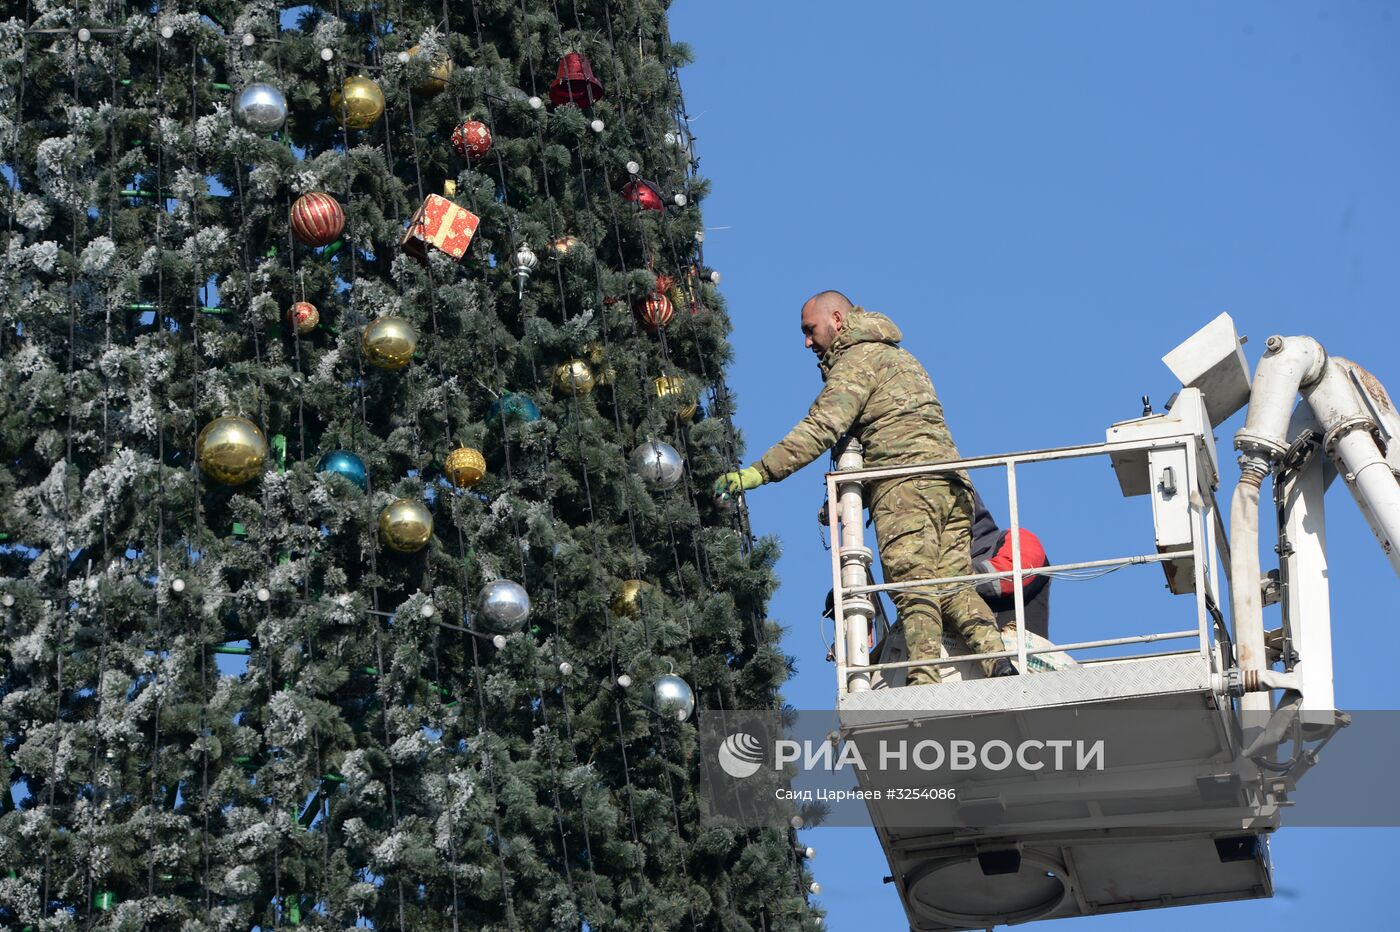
[{"x1": 0, "y1": 1, "x2": 821, "y2": 928}]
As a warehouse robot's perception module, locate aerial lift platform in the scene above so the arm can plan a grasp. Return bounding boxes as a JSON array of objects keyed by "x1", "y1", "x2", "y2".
[{"x1": 822, "y1": 315, "x2": 1398, "y2": 929}]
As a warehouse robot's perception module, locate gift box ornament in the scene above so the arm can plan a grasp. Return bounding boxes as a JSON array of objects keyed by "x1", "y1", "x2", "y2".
[{"x1": 402, "y1": 194, "x2": 480, "y2": 263}]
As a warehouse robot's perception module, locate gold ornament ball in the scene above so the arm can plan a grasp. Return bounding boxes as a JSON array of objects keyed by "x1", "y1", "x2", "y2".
[
  {"x1": 653, "y1": 375, "x2": 697, "y2": 422},
  {"x1": 378, "y1": 498, "x2": 433, "y2": 552},
  {"x1": 553, "y1": 358, "x2": 596, "y2": 397},
  {"x1": 330, "y1": 75, "x2": 386, "y2": 129},
  {"x1": 196, "y1": 416, "x2": 268, "y2": 485},
  {"x1": 548, "y1": 235, "x2": 580, "y2": 257},
  {"x1": 362, "y1": 316, "x2": 418, "y2": 370},
  {"x1": 408, "y1": 45, "x2": 453, "y2": 96},
  {"x1": 612, "y1": 579, "x2": 653, "y2": 618},
  {"x1": 444, "y1": 446, "x2": 487, "y2": 488}
]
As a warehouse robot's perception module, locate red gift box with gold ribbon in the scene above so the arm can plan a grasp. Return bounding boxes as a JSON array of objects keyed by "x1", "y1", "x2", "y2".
[{"x1": 402, "y1": 194, "x2": 480, "y2": 263}]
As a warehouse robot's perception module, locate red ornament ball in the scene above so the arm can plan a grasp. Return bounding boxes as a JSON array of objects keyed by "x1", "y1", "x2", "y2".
[
  {"x1": 621, "y1": 179, "x2": 664, "y2": 212},
  {"x1": 290, "y1": 192, "x2": 345, "y2": 247},
  {"x1": 634, "y1": 291, "x2": 674, "y2": 332},
  {"x1": 451, "y1": 120, "x2": 493, "y2": 160},
  {"x1": 288, "y1": 301, "x2": 319, "y2": 334}
]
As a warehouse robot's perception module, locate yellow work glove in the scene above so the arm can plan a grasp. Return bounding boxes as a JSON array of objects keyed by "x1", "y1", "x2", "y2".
[{"x1": 714, "y1": 466, "x2": 765, "y2": 499}]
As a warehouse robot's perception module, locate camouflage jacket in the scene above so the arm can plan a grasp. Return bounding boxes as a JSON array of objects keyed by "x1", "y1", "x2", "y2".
[{"x1": 752, "y1": 309, "x2": 964, "y2": 504}]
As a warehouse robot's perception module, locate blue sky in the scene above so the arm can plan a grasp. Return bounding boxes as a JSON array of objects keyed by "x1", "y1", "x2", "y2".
[{"x1": 670, "y1": 0, "x2": 1400, "y2": 927}]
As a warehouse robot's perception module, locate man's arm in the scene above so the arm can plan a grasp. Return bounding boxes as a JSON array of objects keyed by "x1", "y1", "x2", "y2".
[{"x1": 752, "y1": 348, "x2": 876, "y2": 483}]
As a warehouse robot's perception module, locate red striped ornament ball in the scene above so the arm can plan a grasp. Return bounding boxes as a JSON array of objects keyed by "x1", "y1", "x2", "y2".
[
  {"x1": 634, "y1": 291, "x2": 674, "y2": 333},
  {"x1": 290, "y1": 192, "x2": 345, "y2": 247},
  {"x1": 451, "y1": 120, "x2": 493, "y2": 161}
]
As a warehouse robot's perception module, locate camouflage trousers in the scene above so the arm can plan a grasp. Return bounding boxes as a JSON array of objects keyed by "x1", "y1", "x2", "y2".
[{"x1": 872, "y1": 475, "x2": 1004, "y2": 685}]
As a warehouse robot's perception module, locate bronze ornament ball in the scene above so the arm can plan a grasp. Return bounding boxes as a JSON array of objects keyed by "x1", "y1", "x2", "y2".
[
  {"x1": 444, "y1": 446, "x2": 487, "y2": 488},
  {"x1": 547, "y1": 235, "x2": 580, "y2": 257},
  {"x1": 362, "y1": 316, "x2": 418, "y2": 370},
  {"x1": 407, "y1": 45, "x2": 453, "y2": 96},
  {"x1": 552, "y1": 358, "x2": 596, "y2": 397},
  {"x1": 330, "y1": 75, "x2": 386, "y2": 129},
  {"x1": 612, "y1": 579, "x2": 653, "y2": 618},
  {"x1": 653, "y1": 375, "x2": 696, "y2": 422},
  {"x1": 196, "y1": 416, "x2": 268, "y2": 485},
  {"x1": 378, "y1": 498, "x2": 433, "y2": 552}
]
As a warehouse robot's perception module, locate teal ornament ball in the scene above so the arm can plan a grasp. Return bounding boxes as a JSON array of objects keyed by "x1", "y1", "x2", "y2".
[
  {"x1": 488, "y1": 392, "x2": 541, "y2": 424},
  {"x1": 316, "y1": 450, "x2": 368, "y2": 490}
]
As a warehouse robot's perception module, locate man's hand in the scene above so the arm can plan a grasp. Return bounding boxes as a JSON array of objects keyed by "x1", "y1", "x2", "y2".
[{"x1": 713, "y1": 466, "x2": 765, "y2": 499}]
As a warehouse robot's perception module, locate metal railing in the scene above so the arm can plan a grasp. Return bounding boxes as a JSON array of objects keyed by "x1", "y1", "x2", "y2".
[{"x1": 824, "y1": 432, "x2": 1224, "y2": 697}]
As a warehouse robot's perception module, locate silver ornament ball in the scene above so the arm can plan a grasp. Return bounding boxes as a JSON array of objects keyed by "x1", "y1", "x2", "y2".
[
  {"x1": 630, "y1": 440, "x2": 684, "y2": 491},
  {"x1": 236, "y1": 83, "x2": 288, "y2": 134},
  {"x1": 652, "y1": 673, "x2": 695, "y2": 722},
  {"x1": 492, "y1": 634, "x2": 507, "y2": 649},
  {"x1": 479, "y1": 579, "x2": 531, "y2": 630}
]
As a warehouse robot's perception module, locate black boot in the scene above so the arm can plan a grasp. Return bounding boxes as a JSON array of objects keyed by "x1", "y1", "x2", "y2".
[{"x1": 991, "y1": 659, "x2": 1019, "y2": 678}]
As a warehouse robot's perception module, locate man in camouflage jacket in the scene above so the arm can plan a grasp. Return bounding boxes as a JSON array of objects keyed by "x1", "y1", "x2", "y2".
[{"x1": 716, "y1": 292, "x2": 1015, "y2": 685}]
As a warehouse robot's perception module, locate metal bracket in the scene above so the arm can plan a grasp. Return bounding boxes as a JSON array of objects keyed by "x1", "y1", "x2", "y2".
[{"x1": 1259, "y1": 569, "x2": 1282, "y2": 606}]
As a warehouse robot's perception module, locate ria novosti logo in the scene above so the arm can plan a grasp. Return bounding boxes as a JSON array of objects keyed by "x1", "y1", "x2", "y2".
[
  {"x1": 717, "y1": 733, "x2": 765, "y2": 778},
  {"x1": 716, "y1": 731, "x2": 1106, "y2": 778}
]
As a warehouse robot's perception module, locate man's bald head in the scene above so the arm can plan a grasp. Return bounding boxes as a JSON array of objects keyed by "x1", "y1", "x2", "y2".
[{"x1": 800, "y1": 290, "x2": 854, "y2": 358}]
